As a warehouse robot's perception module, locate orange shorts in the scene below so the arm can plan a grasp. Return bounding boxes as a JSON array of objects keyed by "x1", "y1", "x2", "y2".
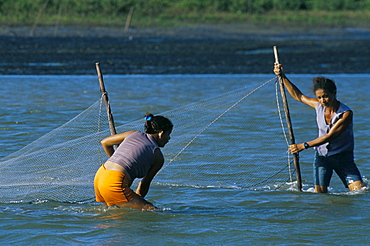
[{"x1": 94, "y1": 165, "x2": 137, "y2": 206}]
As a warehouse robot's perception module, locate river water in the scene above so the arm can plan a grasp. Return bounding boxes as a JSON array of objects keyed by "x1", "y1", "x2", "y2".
[{"x1": 1, "y1": 74, "x2": 369, "y2": 245}]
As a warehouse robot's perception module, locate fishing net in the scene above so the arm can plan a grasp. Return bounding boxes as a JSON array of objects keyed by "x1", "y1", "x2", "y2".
[
  {"x1": 0, "y1": 76, "x2": 296, "y2": 203},
  {"x1": 156, "y1": 77, "x2": 295, "y2": 189},
  {"x1": 0, "y1": 100, "x2": 107, "y2": 203}
]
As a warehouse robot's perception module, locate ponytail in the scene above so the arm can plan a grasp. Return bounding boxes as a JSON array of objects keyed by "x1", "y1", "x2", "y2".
[{"x1": 144, "y1": 112, "x2": 173, "y2": 134}]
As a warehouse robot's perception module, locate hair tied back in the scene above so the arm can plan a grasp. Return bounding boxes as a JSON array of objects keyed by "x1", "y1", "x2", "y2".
[{"x1": 144, "y1": 115, "x2": 152, "y2": 121}]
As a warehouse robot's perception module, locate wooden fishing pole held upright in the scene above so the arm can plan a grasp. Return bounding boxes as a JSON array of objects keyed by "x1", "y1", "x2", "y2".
[
  {"x1": 273, "y1": 46, "x2": 302, "y2": 191},
  {"x1": 96, "y1": 62, "x2": 117, "y2": 137}
]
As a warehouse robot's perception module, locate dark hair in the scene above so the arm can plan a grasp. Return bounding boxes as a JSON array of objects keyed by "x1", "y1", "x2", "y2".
[
  {"x1": 144, "y1": 113, "x2": 173, "y2": 134},
  {"x1": 312, "y1": 76, "x2": 337, "y2": 95}
]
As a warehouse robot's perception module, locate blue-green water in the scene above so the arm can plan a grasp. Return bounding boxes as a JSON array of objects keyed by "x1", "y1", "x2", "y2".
[{"x1": 1, "y1": 74, "x2": 369, "y2": 245}]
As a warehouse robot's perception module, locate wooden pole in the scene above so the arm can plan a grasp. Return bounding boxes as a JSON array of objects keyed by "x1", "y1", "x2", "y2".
[
  {"x1": 53, "y1": 2, "x2": 63, "y2": 37},
  {"x1": 30, "y1": 0, "x2": 50, "y2": 36},
  {"x1": 96, "y1": 62, "x2": 117, "y2": 137},
  {"x1": 124, "y1": 7, "x2": 135, "y2": 33},
  {"x1": 273, "y1": 46, "x2": 302, "y2": 191}
]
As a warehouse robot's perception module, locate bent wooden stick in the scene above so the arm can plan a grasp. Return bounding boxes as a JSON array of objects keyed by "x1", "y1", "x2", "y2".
[
  {"x1": 273, "y1": 46, "x2": 302, "y2": 191},
  {"x1": 96, "y1": 62, "x2": 117, "y2": 137}
]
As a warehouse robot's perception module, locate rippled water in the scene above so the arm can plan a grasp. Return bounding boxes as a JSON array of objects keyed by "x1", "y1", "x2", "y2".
[{"x1": 1, "y1": 74, "x2": 369, "y2": 245}]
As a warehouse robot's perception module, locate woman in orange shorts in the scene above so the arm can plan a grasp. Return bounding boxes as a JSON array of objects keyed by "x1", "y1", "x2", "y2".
[{"x1": 94, "y1": 113, "x2": 173, "y2": 210}]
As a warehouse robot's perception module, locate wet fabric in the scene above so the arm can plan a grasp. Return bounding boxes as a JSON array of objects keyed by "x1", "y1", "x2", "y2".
[
  {"x1": 313, "y1": 151, "x2": 362, "y2": 187},
  {"x1": 108, "y1": 131, "x2": 158, "y2": 179},
  {"x1": 94, "y1": 165, "x2": 137, "y2": 206}
]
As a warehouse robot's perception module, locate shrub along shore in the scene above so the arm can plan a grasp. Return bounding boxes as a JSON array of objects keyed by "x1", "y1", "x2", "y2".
[{"x1": 0, "y1": 0, "x2": 369, "y2": 28}]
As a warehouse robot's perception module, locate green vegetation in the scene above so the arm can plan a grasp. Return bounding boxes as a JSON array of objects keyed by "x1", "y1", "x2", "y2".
[{"x1": 0, "y1": 0, "x2": 369, "y2": 28}]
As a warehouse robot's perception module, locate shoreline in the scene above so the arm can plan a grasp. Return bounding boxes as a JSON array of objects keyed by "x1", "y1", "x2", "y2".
[{"x1": 1, "y1": 25, "x2": 369, "y2": 75}]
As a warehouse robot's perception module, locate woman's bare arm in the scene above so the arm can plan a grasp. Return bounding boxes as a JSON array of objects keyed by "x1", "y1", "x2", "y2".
[
  {"x1": 100, "y1": 130, "x2": 136, "y2": 157},
  {"x1": 289, "y1": 111, "x2": 353, "y2": 154},
  {"x1": 274, "y1": 63, "x2": 318, "y2": 108},
  {"x1": 136, "y1": 148, "x2": 164, "y2": 198}
]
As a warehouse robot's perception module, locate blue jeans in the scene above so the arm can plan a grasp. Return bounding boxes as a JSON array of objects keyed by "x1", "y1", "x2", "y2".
[{"x1": 313, "y1": 151, "x2": 362, "y2": 187}]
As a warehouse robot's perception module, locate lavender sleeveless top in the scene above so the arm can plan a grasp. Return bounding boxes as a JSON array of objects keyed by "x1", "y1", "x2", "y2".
[
  {"x1": 108, "y1": 131, "x2": 159, "y2": 179},
  {"x1": 315, "y1": 102, "x2": 354, "y2": 156}
]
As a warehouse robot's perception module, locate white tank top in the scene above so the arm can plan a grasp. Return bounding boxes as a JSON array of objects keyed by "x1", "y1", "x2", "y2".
[{"x1": 315, "y1": 102, "x2": 354, "y2": 156}]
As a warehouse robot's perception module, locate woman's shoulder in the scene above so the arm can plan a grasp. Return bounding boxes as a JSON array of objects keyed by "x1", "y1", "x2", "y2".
[
  {"x1": 125, "y1": 130, "x2": 141, "y2": 138},
  {"x1": 315, "y1": 102, "x2": 324, "y2": 112},
  {"x1": 338, "y1": 102, "x2": 352, "y2": 113}
]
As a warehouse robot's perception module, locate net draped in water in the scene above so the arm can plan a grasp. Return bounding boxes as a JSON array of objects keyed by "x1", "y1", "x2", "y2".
[{"x1": 0, "y1": 77, "x2": 295, "y2": 203}]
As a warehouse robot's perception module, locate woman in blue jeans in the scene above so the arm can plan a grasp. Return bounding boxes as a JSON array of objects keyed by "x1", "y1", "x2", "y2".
[{"x1": 274, "y1": 63, "x2": 366, "y2": 193}]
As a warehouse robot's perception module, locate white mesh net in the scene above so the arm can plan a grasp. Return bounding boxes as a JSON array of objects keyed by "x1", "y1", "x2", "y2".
[
  {"x1": 0, "y1": 100, "x2": 107, "y2": 203},
  {"x1": 0, "y1": 77, "x2": 296, "y2": 203}
]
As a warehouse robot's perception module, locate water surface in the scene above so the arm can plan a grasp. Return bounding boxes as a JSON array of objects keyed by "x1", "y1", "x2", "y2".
[{"x1": 1, "y1": 74, "x2": 369, "y2": 245}]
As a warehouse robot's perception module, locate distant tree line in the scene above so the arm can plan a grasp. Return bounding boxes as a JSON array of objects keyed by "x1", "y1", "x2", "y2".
[
  {"x1": 1, "y1": 0, "x2": 369, "y2": 17},
  {"x1": 0, "y1": 0, "x2": 369, "y2": 25}
]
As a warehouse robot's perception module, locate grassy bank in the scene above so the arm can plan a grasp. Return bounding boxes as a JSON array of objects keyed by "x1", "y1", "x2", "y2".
[
  {"x1": 132, "y1": 10, "x2": 370, "y2": 28},
  {"x1": 0, "y1": 0, "x2": 369, "y2": 29},
  {"x1": 2, "y1": 10, "x2": 370, "y2": 29}
]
